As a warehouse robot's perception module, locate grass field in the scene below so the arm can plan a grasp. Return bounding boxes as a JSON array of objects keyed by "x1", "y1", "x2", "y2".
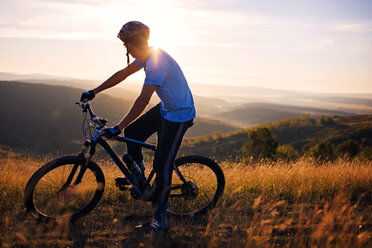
[{"x1": 0, "y1": 151, "x2": 371, "y2": 248}]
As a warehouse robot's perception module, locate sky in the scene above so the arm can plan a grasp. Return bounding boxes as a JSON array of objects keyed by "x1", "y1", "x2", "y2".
[{"x1": 0, "y1": 0, "x2": 371, "y2": 93}]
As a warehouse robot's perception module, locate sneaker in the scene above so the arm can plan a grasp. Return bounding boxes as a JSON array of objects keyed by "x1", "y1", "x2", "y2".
[
  {"x1": 134, "y1": 218, "x2": 168, "y2": 233},
  {"x1": 152, "y1": 203, "x2": 168, "y2": 229},
  {"x1": 151, "y1": 218, "x2": 168, "y2": 230}
]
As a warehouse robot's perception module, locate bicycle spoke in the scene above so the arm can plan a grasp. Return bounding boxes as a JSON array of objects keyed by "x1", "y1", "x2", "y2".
[
  {"x1": 39, "y1": 177, "x2": 59, "y2": 190},
  {"x1": 32, "y1": 160, "x2": 101, "y2": 219},
  {"x1": 168, "y1": 159, "x2": 220, "y2": 215}
]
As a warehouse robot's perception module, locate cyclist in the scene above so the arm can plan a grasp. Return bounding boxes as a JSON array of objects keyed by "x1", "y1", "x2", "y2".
[{"x1": 80, "y1": 21, "x2": 195, "y2": 232}]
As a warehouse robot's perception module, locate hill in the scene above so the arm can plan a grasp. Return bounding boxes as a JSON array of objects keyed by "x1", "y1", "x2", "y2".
[
  {"x1": 2, "y1": 72, "x2": 372, "y2": 125},
  {"x1": 213, "y1": 102, "x2": 355, "y2": 127},
  {"x1": 179, "y1": 114, "x2": 372, "y2": 161},
  {"x1": 0, "y1": 81, "x2": 236, "y2": 155}
]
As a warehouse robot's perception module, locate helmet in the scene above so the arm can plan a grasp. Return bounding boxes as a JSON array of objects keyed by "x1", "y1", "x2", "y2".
[
  {"x1": 118, "y1": 21, "x2": 150, "y2": 66},
  {"x1": 117, "y1": 21, "x2": 150, "y2": 44}
]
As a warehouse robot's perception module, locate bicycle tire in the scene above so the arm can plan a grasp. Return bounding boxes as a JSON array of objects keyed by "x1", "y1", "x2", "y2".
[
  {"x1": 168, "y1": 155, "x2": 225, "y2": 217},
  {"x1": 24, "y1": 156, "x2": 105, "y2": 222}
]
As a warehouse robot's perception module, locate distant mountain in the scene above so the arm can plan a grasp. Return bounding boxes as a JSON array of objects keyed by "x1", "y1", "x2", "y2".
[
  {"x1": 0, "y1": 81, "x2": 236, "y2": 155},
  {"x1": 2, "y1": 72, "x2": 372, "y2": 119},
  {"x1": 190, "y1": 82, "x2": 372, "y2": 103},
  {"x1": 300, "y1": 95, "x2": 372, "y2": 108},
  {"x1": 193, "y1": 95, "x2": 231, "y2": 116},
  {"x1": 0, "y1": 72, "x2": 76, "y2": 81},
  {"x1": 213, "y1": 102, "x2": 355, "y2": 127},
  {"x1": 180, "y1": 114, "x2": 372, "y2": 161},
  {"x1": 0, "y1": 72, "x2": 239, "y2": 116}
]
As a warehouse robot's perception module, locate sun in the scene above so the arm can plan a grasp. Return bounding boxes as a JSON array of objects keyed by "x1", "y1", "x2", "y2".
[{"x1": 140, "y1": 1, "x2": 196, "y2": 49}]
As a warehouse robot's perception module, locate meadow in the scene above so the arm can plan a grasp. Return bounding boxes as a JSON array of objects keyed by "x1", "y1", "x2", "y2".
[{"x1": 0, "y1": 151, "x2": 371, "y2": 248}]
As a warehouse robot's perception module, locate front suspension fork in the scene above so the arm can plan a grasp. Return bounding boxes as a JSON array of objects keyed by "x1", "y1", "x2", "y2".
[
  {"x1": 60, "y1": 140, "x2": 93, "y2": 191},
  {"x1": 74, "y1": 140, "x2": 96, "y2": 185}
]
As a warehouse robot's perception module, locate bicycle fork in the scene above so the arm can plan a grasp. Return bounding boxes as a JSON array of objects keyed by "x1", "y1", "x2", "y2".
[{"x1": 59, "y1": 140, "x2": 92, "y2": 192}]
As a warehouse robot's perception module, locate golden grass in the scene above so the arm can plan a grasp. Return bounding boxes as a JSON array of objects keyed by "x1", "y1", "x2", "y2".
[{"x1": 0, "y1": 153, "x2": 371, "y2": 247}]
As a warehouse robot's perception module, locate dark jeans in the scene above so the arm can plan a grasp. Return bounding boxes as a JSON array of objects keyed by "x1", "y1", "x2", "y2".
[{"x1": 124, "y1": 104, "x2": 193, "y2": 216}]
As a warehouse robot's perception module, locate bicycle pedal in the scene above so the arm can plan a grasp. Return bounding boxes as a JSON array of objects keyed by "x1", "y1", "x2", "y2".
[
  {"x1": 115, "y1": 177, "x2": 130, "y2": 190},
  {"x1": 118, "y1": 186, "x2": 131, "y2": 191}
]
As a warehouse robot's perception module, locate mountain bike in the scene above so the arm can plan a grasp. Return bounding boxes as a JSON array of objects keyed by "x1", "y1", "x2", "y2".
[{"x1": 24, "y1": 101, "x2": 225, "y2": 222}]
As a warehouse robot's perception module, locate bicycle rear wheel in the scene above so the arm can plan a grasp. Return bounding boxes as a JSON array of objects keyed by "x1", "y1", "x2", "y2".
[
  {"x1": 168, "y1": 156, "x2": 225, "y2": 217},
  {"x1": 24, "y1": 156, "x2": 105, "y2": 222}
]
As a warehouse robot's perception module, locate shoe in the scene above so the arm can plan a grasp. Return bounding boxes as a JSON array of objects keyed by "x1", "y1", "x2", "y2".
[
  {"x1": 151, "y1": 218, "x2": 169, "y2": 230},
  {"x1": 152, "y1": 203, "x2": 168, "y2": 229},
  {"x1": 134, "y1": 218, "x2": 168, "y2": 233}
]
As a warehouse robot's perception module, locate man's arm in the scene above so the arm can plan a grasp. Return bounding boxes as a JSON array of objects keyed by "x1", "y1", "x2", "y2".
[
  {"x1": 117, "y1": 84, "x2": 157, "y2": 130},
  {"x1": 92, "y1": 62, "x2": 142, "y2": 94}
]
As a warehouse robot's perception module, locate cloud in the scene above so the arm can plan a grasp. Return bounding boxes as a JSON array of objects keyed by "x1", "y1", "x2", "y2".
[
  {"x1": 334, "y1": 22, "x2": 372, "y2": 33},
  {"x1": 1, "y1": 0, "x2": 369, "y2": 52}
]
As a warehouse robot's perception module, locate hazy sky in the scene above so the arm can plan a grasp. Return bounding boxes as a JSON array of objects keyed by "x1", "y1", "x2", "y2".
[{"x1": 0, "y1": 0, "x2": 371, "y2": 93}]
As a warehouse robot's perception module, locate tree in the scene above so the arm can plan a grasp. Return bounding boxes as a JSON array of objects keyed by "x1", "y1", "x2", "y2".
[
  {"x1": 335, "y1": 139, "x2": 361, "y2": 158},
  {"x1": 276, "y1": 144, "x2": 300, "y2": 162},
  {"x1": 319, "y1": 115, "x2": 334, "y2": 125},
  {"x1": 305, "y1": 140, "x2": 335, "y2": 161},
  {"x1": 241, "y1": 127, "x2": 278, "y2": 161},
  {"x1": 358, "y1": 146, "x2": 372, "y2": 160}
]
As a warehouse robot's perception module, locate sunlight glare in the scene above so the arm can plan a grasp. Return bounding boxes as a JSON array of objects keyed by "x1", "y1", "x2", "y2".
[{"x1": 139, "y1": 0, "x2": 198, "y2": 49}]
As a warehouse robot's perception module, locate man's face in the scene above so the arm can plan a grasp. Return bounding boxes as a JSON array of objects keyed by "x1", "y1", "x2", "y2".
[{"x1": 124, "y1": 43, "x2": 138, "y2": 58}]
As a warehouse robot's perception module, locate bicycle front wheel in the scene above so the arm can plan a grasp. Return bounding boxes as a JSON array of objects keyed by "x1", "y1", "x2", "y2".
[
  {"x1": 168, "y1": 156, "x2": 225, "y2": 217},
  {"x1": 24, "y1": 156, "x2": 105, "y2": 222}
]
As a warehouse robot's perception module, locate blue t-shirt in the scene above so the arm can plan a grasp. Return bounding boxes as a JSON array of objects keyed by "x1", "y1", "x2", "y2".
[{"x1": 134, "y1": 48, "x2": 196, "y2": 122}]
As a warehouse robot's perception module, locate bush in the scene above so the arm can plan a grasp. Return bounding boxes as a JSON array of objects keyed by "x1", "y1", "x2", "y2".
[
  {"x1": 335, "y1": 139, "x2": 361, "y2": 158},
  {"x1": 319, "y1": 115, "x2": 334, "y2": 125},
  {"x1": 276, "y1": 144, "x2": 300, "y2": 162},
  {"x1": 241, "y1": 127, "x2": 278, "y2": 161},
  {"x1": 305, "y1": 140, "x2": 335, "y2": 161},
  {"x1": 358, "y1": 146, "x2": 372, "y2": 160}
]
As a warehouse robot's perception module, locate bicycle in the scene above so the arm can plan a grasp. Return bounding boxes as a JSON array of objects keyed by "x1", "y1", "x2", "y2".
[{"x1": 24, "y1": 101, "x2": 225, "y2": 222}]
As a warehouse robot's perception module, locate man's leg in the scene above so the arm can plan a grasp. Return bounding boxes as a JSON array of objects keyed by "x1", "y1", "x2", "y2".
[
  {"x1": 124, "y1": 104, "x2": 161, "y2": 165},
  {"x1": 152, "y1": 117, "x2": 193, "y2": 228}
]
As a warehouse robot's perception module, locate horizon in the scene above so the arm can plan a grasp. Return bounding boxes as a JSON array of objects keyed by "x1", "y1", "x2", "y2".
[
  {"x1": 2, "y1": 70, "x2": 372, "y2": 97},
  {"x1": 1, "y1": 0, "x2": 372, "y2": 94}
]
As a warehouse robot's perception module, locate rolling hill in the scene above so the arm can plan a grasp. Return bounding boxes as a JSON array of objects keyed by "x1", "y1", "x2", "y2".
[
  {"x1": 0, "y1": 81, "x2": 236, "y2": 155},
  {"x1": 2, "y1": 72, "x2": 372, "y2": 124},
  {"x1": 2, "y1": 77, "x2": 372, "y2": 161},
  {"x1": 179, "y1": 114, "x2": 372, "y2": 161},
  {"x1": 212, "y1": 102, "x2": 354, "y2": 127}
]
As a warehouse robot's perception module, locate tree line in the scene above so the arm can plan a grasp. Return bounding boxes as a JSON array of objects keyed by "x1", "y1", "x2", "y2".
[{"x1": 241, "y1": 127, "x2": 372, "y2": 162}]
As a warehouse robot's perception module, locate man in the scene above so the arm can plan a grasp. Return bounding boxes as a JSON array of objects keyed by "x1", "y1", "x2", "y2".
[{"x1": 80, "y1": 21, "x2": 195, "y2": 231}]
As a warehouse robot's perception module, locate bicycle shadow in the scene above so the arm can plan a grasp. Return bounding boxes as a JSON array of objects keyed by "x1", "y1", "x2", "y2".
[
  {"x1": 68, "y1": 222, "x2": 88, "y2": 248},
  {"x1": 66, "y1": 214, "x2": 156, "y2": 248},
  {"x1": 66, "y1": 214, "x2": 207, "y2": 248}
]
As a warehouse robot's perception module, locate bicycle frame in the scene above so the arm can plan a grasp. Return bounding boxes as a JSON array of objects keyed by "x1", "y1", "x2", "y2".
[{"x1": 69, "y1": 101, "x2": 189, "y2": 196}]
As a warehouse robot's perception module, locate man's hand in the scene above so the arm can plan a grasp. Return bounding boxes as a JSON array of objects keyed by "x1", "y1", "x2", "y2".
[
  {"x1": 80, "y1": 90, "x2": 95, "y2": 102},
  {"x1": 103, "y1": 125, "x2": 121, "y2": 138}
]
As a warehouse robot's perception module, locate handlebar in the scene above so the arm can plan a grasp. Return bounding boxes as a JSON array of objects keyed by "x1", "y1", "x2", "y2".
[
  {"x1": 76, "y1": 101, "x2": 157, "y2": 150},
  {"x1": 76, "y1": 101, "x2": 108, "y2": 129}
]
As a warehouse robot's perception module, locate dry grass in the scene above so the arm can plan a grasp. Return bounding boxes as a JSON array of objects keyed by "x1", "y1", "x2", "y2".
[{"x1": 0, "y1": 152, "x2": 371, "y2": 247}]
